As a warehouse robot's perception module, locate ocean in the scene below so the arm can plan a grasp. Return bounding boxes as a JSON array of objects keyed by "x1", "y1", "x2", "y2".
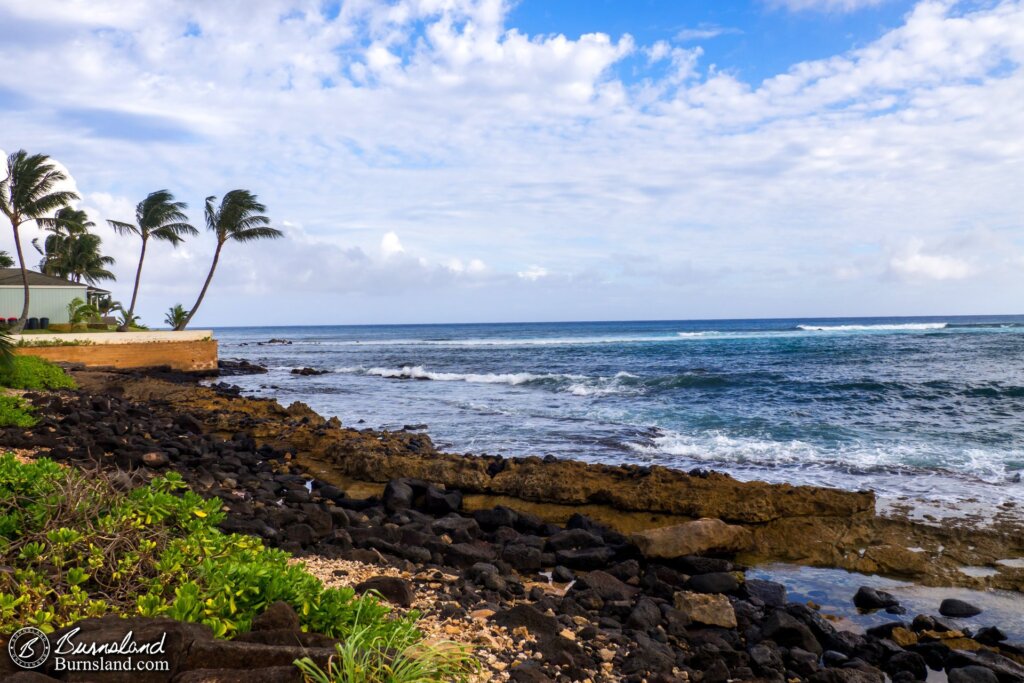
[{"x1": 212, "y1": 316, "x2": 1024, "y2": 519}]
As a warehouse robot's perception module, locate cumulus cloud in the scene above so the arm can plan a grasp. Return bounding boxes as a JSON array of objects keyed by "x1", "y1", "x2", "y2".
[
  {"x1": 380, "y1": 231, "x2": 405, "y2": 258},
  {"x1": 0, "y1": 0, "x2": 1022, "y2": 323},
  {"x1": 889, "y1": 241, "x2": 973, "y2": 281}
]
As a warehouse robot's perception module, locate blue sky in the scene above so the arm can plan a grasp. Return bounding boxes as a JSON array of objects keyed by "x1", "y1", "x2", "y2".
[
  {"x1": 0, "y1": 0, "x2": 1022, "y2": 325},
  {"x1": 510, "y1": 0, "x2": 916, "y2": 82}
]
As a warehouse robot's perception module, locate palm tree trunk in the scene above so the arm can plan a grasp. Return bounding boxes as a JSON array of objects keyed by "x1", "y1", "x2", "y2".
[
  {"x1": 11, "y1": 219, "x2": 29, "y2": 333},
  {"x1": 177, "y1": 241, "x2": 222, "y2": 330},
  {"x1": 120, "y1": 238, "x2": 147, "y2": 331}
]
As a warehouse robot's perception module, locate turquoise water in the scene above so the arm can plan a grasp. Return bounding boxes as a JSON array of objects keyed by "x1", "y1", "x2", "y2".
[{"x1": 212, "y1": 316, "x2": 1024, "y2": 512}]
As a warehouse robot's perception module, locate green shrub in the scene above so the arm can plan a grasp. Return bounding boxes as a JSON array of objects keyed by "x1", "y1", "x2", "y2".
[
  {"x1": 0, "y1": 396, "x2": 35, "y2": 427},
  {"x1": 0, "y1": 356, "x2": 76, "y2": 390},
  {"x1": 294, "y1": 606, "x2": 480, "y2": 683},
  {"x1": 0, "y1": 455, "x2": 409, "y2": 642}
]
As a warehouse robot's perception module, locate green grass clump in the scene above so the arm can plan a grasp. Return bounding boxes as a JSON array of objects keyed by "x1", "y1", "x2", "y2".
[
  {"x1": 294, "y1": 606, "x2": 480, "y2": 683},
  {"x1": 0, "y1": 455, "x2": 406, "y2": 642},
  {"x1": 0, "y1": 396, "x2": 35, "y2": 427},
  {"x1": 0, "y1": 356, "x2": 76, "y2": 390}
]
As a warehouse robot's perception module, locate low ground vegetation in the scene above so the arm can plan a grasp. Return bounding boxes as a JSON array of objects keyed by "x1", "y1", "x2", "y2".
[
  {"x1": 0, "y1": 355, "x2": 77, "y2": 391},
  {"x1": 0, "y1": 455, "x2": 396, "y2": 638},
  {"x1": 0, "y1": 455, "x2": 477, "y2": 682}
]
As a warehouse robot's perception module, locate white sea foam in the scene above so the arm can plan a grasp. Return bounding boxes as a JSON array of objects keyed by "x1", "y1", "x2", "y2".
[
  {"x1": 361, "y1": 365, "x2": 580, "y2": 385},
  {"x1": 628, "y1": 429, "x2": 1019, "y2": 487},
  {"x1": 340, "y1": 365, "x2": 646, "y2": 396},
  {"x1": 797, "y1": 323, "x2": 948, "y2": 331}
]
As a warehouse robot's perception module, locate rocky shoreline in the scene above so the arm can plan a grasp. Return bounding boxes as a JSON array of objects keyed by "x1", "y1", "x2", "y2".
[{"x1": 2, "y1": 364, "x2": 1024, "y2": 682}]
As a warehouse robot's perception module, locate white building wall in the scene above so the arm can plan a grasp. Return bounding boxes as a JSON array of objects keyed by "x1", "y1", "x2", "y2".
[{"x1": 0, "y1": 286, "x2": 90, "y2": 323}]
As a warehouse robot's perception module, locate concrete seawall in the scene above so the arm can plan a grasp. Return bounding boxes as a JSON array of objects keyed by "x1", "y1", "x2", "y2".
[{"x1": 14, "y1": 331, "x2": 217, "y2": 372}]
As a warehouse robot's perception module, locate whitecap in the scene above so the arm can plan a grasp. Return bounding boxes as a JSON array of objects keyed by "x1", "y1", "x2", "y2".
[{"x1": 797, "y1": 323, "x2": 947, "y2": 332}]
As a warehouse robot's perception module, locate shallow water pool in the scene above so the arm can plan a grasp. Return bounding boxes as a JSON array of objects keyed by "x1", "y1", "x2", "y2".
[{"x1": 749, "y1": 564, "x2": 1024, "y2": 642}]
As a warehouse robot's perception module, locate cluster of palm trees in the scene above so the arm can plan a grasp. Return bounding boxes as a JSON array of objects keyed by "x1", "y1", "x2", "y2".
[
  {"x1": 34, "y1": 207, "x2": 115, "y2": 285},
  {"x1": 0, "y1": 149, "x2": 283, "y2": 333}
]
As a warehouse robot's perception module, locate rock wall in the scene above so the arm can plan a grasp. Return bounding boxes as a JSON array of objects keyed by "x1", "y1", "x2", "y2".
[{"x1": 15, "y1": 339, "x2": 218, "y2": 373}]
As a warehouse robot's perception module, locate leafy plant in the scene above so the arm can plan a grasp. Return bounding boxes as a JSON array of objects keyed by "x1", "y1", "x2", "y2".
[
  {"x1": 66, "y1": 297, "x2": 100, "y2": 325},
  {"x1": 294, "y1": 604, "x2": 479, "y2": 683},
  {"x1": 0, "y1": 355, "x2": 77, "y2": 390},
  {"x1": 114, "y1": 306, "x2": 142, "y2": 330},
  {"x1": 0, "y1": 396, "x2": 35, "y2": 427},
  {"x1": 0, "y1": 455, "x2": 412, "y2": 644},
  {"x1": 0, "y1": 328, "x2": 12, "y2": 369},
  {"x1": 164, "y1": 304, "x2": 189, "y2": 329}
]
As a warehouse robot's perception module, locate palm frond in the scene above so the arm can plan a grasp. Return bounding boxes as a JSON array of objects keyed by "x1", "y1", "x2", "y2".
[
  {"x1": 230, "y1": 226, "x2": 284, "y2": 243},
  {"x1": 107, "y1": 220, "x2": 140, "y2": 237}
]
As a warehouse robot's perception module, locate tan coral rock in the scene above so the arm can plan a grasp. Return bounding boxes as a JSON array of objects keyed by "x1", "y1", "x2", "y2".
[
  {"x1": 631, "y1": 518, "x2": 753, "y2": 559},
  {"x1": 673, "y1": 591, "x2": 737, "y2": 628}
]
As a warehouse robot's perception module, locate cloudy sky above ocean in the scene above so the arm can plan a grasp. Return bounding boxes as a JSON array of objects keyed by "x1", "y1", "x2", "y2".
[{"x1": 0, "y1": 0, "x2": 1021, "y2": 325}]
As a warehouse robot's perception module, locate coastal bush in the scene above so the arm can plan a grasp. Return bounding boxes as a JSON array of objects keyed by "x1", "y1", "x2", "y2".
[
  {"x1": 294, "y1": 606, "x2": 479, "y2": 683},
  {"x1": 0, "y1": 355, "x2": 76, "y2": 390},
  {"x1": 0, "y1": 396, "x2": 36, "y2": 427},
  {"x1": 0, "y1": 455, "x2": 408, "y2": 642}
]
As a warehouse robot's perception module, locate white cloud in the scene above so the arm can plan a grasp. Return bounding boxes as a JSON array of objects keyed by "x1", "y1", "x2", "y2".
[
  {"x1": 517, "y1": 265, "x2": 548, "y2": 281},
  {"x1": 888, "y1": 240, "x2": 973, "y2": 281},
  {"x1": 380, "y1": 231, "x2": 405, "y2": 259},
  {"x1": 0, "y1": 0, "x2": 1022, "y2": 323},
  {"x1": 674, "y1": 25, "x2": 741, "y2": 42}
]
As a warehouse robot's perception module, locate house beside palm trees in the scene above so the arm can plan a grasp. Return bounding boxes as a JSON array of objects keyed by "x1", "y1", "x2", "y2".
[{"x1": 0, "y1": 268, "x2": 108, "y2": 325}]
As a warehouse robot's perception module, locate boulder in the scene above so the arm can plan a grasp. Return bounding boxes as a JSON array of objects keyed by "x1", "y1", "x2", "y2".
[
  {"x1": 173, "y1": 667, "x2": 304, "y2": 682},
  {"x1": 947, "y1": 666, "x2": 999, "y2": 683},
  {"x1": 762, "y1": 610, "x2": 823, "y2": 655},
  {"x1": 553, "y1": 546, "x2": 614, "y2": 569},
  {"x1": 687, "y1": 571, "x2": 739, "y2": 594},
  {"x1": 940, "y1": 598, "x2": 982, "y2": 618},
  {"x1": 382, "y1": 479, "x2": 414, "y2": 512},
  {"x1": 631, "y1": 518, "x2": 752, "y2": 559},
  {"x1": 491, "y1": 604, "x2": 559, "y2": 637},
  {"x1": 673, "y1": 590, "x2": 737, "y2": 628},
  {"x1": 853, "y1": 586, "x2": 900, "y2": 610},
  {"x1": 354, "y1": 576, "x2": 415, "y2": 607},
  {"x1": 184, "y1": 640, "x2": 336, "y2": 671},
  {"x1": 746, "y1": 578, "x2": 787, "y2": 607},
  {"x1": 43, "y1": 616, "x2": 212, "y2": 682},
  {"x1": 251, "y1": 601, "x2": 300, "y2": 632},
  {"x1": 573, "y1": 570, "x2": 639, "y2": 602},
  {"x1": 545, "y1": 529, "x2": 603, "y2": 552},
  {"x1": 421, "y1": 486, "x2": 462, "y2": 515}
]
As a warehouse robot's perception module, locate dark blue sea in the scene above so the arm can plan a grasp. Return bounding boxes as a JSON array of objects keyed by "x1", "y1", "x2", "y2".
[{"x1": 213, "y1": 316, "x2": 1024, "y2": 518}]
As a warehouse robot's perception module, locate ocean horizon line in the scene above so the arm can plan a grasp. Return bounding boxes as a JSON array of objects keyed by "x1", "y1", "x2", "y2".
[{"x1": 208, "y1": 312, "x2": 1024, "y2": 330}]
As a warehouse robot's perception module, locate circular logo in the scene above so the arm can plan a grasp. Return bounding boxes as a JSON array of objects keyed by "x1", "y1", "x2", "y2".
[{"x1": 8, "y1": 627, "x2": 50, "y2": 669}]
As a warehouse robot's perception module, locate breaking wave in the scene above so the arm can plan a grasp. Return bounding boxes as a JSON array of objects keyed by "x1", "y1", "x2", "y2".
[{"x1": 797, "y1": 323, "x2": 948, "y2": 332}]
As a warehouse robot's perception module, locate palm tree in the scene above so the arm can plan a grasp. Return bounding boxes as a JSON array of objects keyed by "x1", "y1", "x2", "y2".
[
  {"x1": 46, "y1": 232, "x2": 116, "y2": 285},
  {"x1": 108, "y1": 190, "x2": 196, "y2": 331},
  {"x1": 164, "y1": 304, "x2": 189, "y2": 329},
  {"x1": 0, "y1": 150, "x2": 79, "y2": 332},
  {"x1": 34, "y1": 206, "x2": 95, "y2": 273},
  {"x1": 176, "y1": 190, "x2": 282, "y2": 330}
]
